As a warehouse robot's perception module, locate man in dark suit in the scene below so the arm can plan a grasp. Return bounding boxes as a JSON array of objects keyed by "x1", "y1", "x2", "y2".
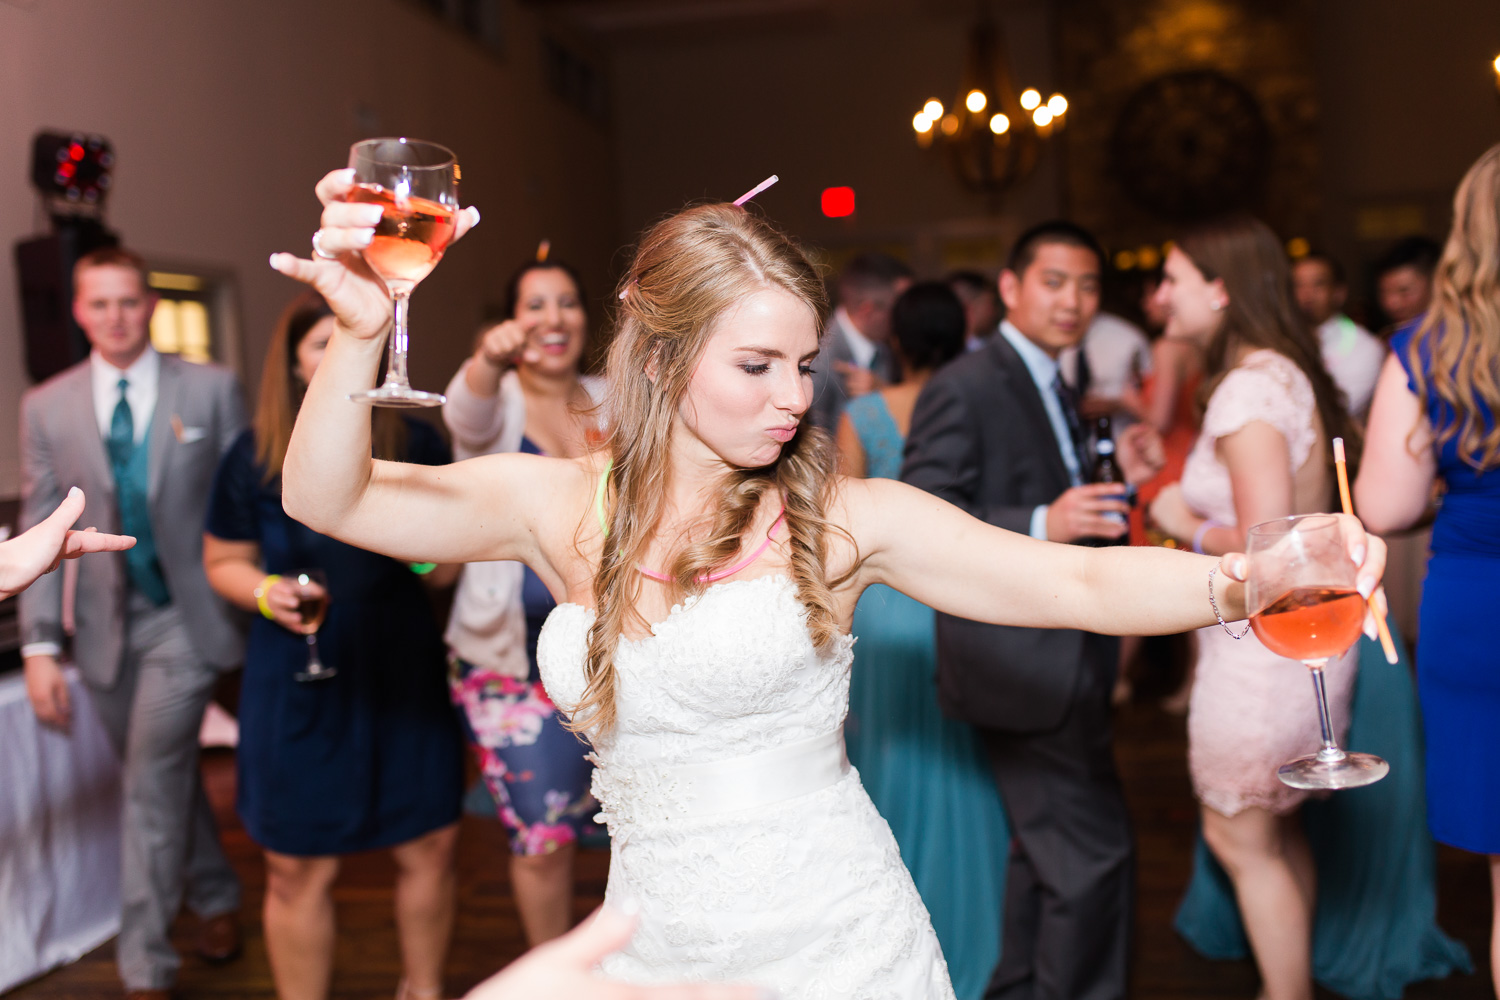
[
  {"x1": 902, "y1": 222, "x2": 1162, "y2": 1000},
  {"x1": 807, "y1": 252, "x2": 912, "y2": 433},
  {"x1": 20, "y1": 247, "x2": 247, "y2": 1000}
]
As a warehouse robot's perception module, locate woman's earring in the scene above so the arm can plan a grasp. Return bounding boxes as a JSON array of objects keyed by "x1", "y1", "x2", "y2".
[{"x1": 1210, "y1": 300, "x2": 1224, "y2": 312}]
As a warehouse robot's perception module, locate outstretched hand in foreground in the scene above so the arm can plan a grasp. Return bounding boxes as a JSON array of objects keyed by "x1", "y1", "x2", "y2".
[
  {"x1": 464, "y1": 904, "x2": 774, "y2": 1000},
  {"x1": 1, "y1": 488, "x2": 134, "y2": 601}
]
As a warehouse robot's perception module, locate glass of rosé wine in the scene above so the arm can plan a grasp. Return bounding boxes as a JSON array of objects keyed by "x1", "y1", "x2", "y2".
[
  {"x1": 344, "y1": 138, "x2": 459, "y2": 407},
  {"x1": 1247, "y1": 514, "x2": 1388, "y2": 789}
]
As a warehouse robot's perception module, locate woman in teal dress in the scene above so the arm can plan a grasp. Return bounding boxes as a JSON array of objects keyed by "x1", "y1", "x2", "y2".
[{"x1": 836, "y1": 281, "x2": 1010, "y2": 1000}]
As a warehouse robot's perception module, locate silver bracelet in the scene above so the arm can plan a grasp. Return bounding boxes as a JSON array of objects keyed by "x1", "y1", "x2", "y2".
[{"x1": 1207, "y1": 565, "x2": 1250, "y2": 639}]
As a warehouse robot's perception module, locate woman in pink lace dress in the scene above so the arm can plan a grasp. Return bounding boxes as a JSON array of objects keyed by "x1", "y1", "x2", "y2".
[{"x1": 1148, "y1": 217, "x2": 1362, "y2": 1000}]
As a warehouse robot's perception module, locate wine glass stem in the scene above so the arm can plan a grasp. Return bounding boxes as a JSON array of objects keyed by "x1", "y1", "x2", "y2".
[
  {"x1": 306, "y1": 632, "x2": 324, "y2": 672},
  {"x1": 1306, "y1": 660, "x2": 1346, "y2": 763},
  {"x1": 384, "y1": 291, "x2": 412, "y2": 390}
]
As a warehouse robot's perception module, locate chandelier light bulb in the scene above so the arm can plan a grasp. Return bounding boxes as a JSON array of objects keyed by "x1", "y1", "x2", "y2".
[
  {"x1": 1493, "y1": 54, "x2": 1500, "y2": 73},
  {"x1": 940, "y1": 114, "x2": 960, "y2": 136},
  {"x1": 1047, "y1": 93, "x2": 1068, "y2": 116},
  {"x1": 989, "y1": 113, "x2": 1010, "y2": 134},
  {"x1": 1019, "y1": 89, "x2": 1042, "y2": 111},
  {"x1": 1033, "y1": 106, "x2": 1054, "y2": 127},
  {"x1": 966, "y1": 90, "x2": 987, "y2": 113},
  {"x1": 924, "y1": 99, "x2": 944, "y2": 118},
  {"x1": 913, "y1": 112, "x2": 934, "y2": 133}
]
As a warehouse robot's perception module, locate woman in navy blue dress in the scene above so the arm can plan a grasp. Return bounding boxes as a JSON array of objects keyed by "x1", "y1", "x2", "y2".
[
  {"x1": 1357, "y1": 142, "x2": 1500, "y2": 995},
  {"x1": 203, "y1": 291, "x2": 464, "y2": 1000}
]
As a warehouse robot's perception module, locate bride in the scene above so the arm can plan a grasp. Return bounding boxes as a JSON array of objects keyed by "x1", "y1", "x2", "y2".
[{"x1": 270, "y1": 171, "x2": 1386, "y2": 998}]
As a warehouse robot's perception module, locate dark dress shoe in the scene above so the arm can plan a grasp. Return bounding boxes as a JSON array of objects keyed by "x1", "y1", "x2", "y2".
[{"x1": 195, "y1": 912, "x2": 242, "y2": 963}]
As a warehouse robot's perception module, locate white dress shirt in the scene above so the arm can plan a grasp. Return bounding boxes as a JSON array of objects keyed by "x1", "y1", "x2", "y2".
[
  {"x1": 834, "y1": 307, "x2": 878, "y2": 370},
  {"x1": 91, "y1": 347, "x2": 160, "y2": 444},
  {"x1": 999, "y1": 322, "x2": 1083, "y2": 541},
  {"x1": 1317, "y1": 314, "x2": 1386, "y2": 418},
  {"x1": 1059, "y1": 312, "x2": 1154, "y2": 400}
]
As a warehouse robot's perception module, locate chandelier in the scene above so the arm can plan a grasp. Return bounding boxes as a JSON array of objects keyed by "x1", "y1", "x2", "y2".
[{"x1": 910, "y1": 16, "x2": 1067, "y2": 200}]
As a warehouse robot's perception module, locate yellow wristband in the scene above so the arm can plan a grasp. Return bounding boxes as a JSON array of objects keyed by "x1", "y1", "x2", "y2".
[{"x1": 254, "y1": 574, "x2": 281, "y2": 620}]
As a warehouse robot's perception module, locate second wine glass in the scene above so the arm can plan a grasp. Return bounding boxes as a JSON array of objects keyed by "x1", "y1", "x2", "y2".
[
  {"x1": 1246, "y1": 514, "x2": 1388, "y2": 789},
  {"x1": 289, "y1": 568, "x2": 334, "y2": 683},
  {"x1": 344, "y1": 137, "x2": 458, "y2": 408}
]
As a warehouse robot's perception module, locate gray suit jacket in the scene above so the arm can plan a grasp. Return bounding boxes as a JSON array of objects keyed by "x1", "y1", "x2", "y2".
[
  {"x1": 808, "y1": 313, "x2": 896, "y2": 433},
  {"x1": 900, "y1": 334, "x2": 1115, "y2": 732},
  {"x1": 19, "y1": 354, "x2": 248, "y2": 686}
]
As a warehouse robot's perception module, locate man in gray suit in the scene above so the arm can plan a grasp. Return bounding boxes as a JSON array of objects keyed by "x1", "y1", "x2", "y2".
[
  {"x1": 807, "y1": 251, "x2": 912, "y2": 433},
  {"x1": 20, "y1": 247, "x2": 247, "y2": 1000}
]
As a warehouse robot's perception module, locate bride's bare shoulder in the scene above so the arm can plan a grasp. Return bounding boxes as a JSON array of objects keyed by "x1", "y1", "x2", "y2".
[{"x1": 828, "y1": 475, "x2": 929, "y2": 533}]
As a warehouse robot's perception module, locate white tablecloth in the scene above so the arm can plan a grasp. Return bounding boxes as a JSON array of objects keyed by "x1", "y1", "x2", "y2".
[{"x1": 0, "y1": 668, "x2": 121, "y2": 993}]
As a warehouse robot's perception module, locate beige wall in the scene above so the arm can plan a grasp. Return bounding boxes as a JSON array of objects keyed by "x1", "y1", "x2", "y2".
[
  {"x1": 1313, "y1": 0, "x2": 1500, "y2": 300},
  {"x1": 0, "y1": 0, "x2": 619, "y2": 498},
  {"x1": 609, "y1": 2, "x2": 1067, "y2": 277}
]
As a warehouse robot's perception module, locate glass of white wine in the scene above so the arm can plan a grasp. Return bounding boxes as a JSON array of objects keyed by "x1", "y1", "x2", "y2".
[
  {"x1": 344, "y1": 138, "x2": 459, "y2": 407},
  {"x1": 288, "y1": 568, "x2": 333, "y2": 683}
]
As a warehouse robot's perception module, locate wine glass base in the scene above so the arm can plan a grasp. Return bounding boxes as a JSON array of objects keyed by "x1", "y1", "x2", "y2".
[
  {"x1": 347, "y1": 387, "x2": 446, "y2": 408},
  {"x1": 295, "y1": 666, "x2": 338, "y2": 683},
  {"x1": 1277, "y1": 751, "x2": 1389, "y2": 790}
]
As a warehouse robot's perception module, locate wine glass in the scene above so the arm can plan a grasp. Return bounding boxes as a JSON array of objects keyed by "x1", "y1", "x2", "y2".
[
  {"x1": 288, "y1": 568, "x2": 334, "y2": 683},
  {"x1": 344, "y1": 138, "x2": 459, "y2": 408},
  {"x1": 1246, "y1": 514, "x2": 1388, "y2": 789}
]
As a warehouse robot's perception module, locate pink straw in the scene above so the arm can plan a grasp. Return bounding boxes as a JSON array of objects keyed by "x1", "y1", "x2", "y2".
[{"x1": 733, "y1": 174, "x2": 779, "y2": 207}]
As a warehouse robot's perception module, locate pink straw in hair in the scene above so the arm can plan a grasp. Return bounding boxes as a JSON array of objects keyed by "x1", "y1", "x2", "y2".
[{"x1": 733, "y1": 174, "x2": 779, "y2": 207}]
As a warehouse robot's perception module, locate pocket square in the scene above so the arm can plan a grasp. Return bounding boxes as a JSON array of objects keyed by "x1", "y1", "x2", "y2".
[{"x1": 171, "y1": 415, "x2": 207, "y2": 444}]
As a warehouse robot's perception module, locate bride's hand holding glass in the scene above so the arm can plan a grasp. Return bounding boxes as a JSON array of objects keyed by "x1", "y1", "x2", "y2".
[
  {"x1": 1205, "y1": 512, "x2": 1387, "y2": 637},
  {"x1": 268, "y1": 168, "x2": 480, "y2": 347}
]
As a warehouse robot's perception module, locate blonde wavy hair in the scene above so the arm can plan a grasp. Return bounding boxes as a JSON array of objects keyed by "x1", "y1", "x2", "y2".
[
  {"x1": 1407, "y1": 142, "x2": 1500, "y2": 471},
  {"x1": 569, "y1": 203, "x2": 848, "y2": 737}
]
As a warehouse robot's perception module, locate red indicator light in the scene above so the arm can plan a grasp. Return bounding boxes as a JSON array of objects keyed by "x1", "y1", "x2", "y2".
[
  {"x1": 821, "y1": 186, "x2": 855, "y2": 218},
  {"x1": 58, "y1": 162, "x2": 76, "y2": 178},
  {"x1": 69, "y1": 143, "x2": 84, "y2": 161}
]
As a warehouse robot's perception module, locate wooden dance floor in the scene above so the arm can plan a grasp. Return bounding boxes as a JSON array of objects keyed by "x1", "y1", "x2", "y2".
[{"x1": 8, "y1": 699, "x2": 1491, "y2": 999}]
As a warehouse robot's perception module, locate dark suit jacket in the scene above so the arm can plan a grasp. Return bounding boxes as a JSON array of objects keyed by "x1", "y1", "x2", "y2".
[{"x1": 900, "y1": 333, "x2": 1116, "y2": 732}]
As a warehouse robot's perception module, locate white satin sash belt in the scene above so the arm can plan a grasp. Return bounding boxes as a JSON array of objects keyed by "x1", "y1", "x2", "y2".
[{"x1": 591, "y1": 728, "x2": 850, "y2": 830}]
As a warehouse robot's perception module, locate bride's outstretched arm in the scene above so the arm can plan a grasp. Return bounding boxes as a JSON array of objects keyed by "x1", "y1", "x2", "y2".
[
  {"x1": 845, "y1": 477, "x2": 1386, "y2": 636},
  {"x1": 270, "y1": 170, "x2": 558, "y2": 568}
]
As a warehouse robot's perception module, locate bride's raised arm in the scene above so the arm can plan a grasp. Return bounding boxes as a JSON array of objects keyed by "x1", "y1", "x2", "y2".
[
  {"x1": 270, "y1": 169, "x2": 563, "y2": 569},
  {"x1": 844, "y1": 476, "x2": 1386, "y2": 636}
]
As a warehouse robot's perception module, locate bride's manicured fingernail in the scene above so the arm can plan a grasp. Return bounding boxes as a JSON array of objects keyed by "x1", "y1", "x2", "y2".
[
  {"x1": 465, "y1": 206, "x2": 481, "y2": 227},
  {"x1": 1357, "y1": 575, "x2": 1374, "y2": 599},
  {"x1": 614, "y1": 897, "x2": 641, "y2": 917},
  {"x1": 354, "y1": 228, "x2": 375, "y2": 246},
  {"x1": 1351, "y1": 543, "x2": 1366, "y2": 566}
]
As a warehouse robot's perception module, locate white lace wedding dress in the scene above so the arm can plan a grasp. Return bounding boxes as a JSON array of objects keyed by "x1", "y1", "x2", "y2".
[{"x1": 537, "y1": 573, "x2": 957, "y2": 999}]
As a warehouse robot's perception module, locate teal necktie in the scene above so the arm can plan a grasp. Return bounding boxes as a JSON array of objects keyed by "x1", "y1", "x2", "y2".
[
  {"x1": 107, "y1": 378, "x2": 133, "y2": 467},
  {"x1": 108, "y1": 377, "x2": 170, "y2": 606}
]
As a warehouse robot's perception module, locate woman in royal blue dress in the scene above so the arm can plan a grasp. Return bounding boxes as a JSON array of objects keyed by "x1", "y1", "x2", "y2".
[
  {"x1": 203, "y1": 291, "x2": 464, "y2": 1000},
  {"x1": 835, "y1": 281, "x2": 1010, "y2": 999},
  {"x1": 1357, "y1": 142, "x2": 1500, "y2": 995}
]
